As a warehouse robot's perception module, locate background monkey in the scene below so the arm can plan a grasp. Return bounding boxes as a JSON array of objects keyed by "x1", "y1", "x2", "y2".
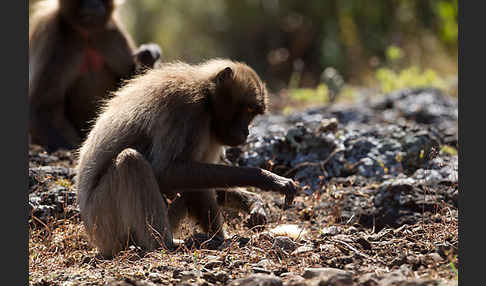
[
  {"x1": 76, "y1": 59, "x2": 298, "y2": 258},
  {"x1": 29, "y1": 0, "x2": 161, "y2": 152}
]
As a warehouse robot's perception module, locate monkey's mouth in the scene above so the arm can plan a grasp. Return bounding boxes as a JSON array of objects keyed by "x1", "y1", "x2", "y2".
[{"x1": 225, "y1": 132, "x2": 248, "y2": 147}]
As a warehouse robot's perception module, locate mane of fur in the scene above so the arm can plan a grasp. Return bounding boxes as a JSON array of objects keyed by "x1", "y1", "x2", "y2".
[{"x1": 76, "y1": 59, "x2": 266, "y2": 203}]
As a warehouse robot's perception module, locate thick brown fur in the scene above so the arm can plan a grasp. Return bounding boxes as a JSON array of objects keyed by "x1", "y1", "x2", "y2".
[
  {"x1": 29, "y1": 0, "x2": 160, "y2": 152},
  {"x1": 76, "y1": 59, "x2": 297, "y2": 258}
]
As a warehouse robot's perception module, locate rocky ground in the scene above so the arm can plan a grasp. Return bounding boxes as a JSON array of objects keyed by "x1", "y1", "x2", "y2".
[{"x1": 29, "y1": 87, "x2": 458, "y2": 286}]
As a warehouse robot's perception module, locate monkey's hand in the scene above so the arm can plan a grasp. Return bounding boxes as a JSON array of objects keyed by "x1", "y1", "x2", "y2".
[
  {"x1": 246, "y1": 201, "x2": 267, "y2": 229},
  {"x1": 262, "y1": 170, "x2": 298, "y2": 209},
  {"x1": 280, "y1": 177, "x2": 298, "y2": 209},
  {"x1": 134, "y1": 43, "x2": 162, "y2": 68}
]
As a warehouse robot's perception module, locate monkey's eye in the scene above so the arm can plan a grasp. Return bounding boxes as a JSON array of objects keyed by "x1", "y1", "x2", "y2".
[{"x1": 247, "y1": 106, "x2": 255, "y2": 114}]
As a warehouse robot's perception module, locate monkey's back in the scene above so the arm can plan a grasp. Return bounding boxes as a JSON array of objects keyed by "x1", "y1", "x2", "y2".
[{"x1": 76, "y1": 62, "x2": 228, "y2": 202}]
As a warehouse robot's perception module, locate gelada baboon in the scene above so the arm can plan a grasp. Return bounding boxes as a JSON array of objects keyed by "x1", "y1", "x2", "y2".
[
  {"x1": 76, "y1": 59, "x2": 298, "y2": 258},
  {"x1": 29, "y1": 0, "x2": 161, "y2": 152}
]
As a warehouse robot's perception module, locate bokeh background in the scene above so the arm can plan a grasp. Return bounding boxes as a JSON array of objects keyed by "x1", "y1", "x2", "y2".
[{"x1": 29, "y1": 0, "x2": 458, "y2": 108}]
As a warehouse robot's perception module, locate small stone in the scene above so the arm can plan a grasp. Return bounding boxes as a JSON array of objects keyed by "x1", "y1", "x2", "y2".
[
  {"x1": 302, "y1": 267, "x2": 351, "y2": 279},
  {"x1": 147, "y1": 273, "x2": 162, "y2": 282},
  {"x1": 269, "y1": 224, "x2": 307, "y2": 240},
  {"x1": 272, "y1": 236, "x2": 297, "y2": 252},
  {"x1": 377, "y1": 269, "x2": 407, "y2": 285},
  {"x1": 358, "y1": 272, "x2": 379, "y2": 286},
  {"x1": 204, "y1": 259, "x2": 223, "y2": 269},
  {"x1": 203, "y1": 271, "x2": 229, "y2": 283},
  {"x1": 301, "y1": 267, "x2": 353, "y2": 286},
  {"x1": 284, "y1": 275, "x2": 306, "y2": 286},
  {"x1": 228, "y1": 274, "x2": 282, "y2": 286},
  {"x1": 426, "y1": 252, "x2": 443, "y2": 264},
  {"x1": 326, "y1": 273, "x2": 353, "y2": 286},
  {"x1": 318, "y1": 118, "x2": 339, "y2": 133},
  {"x1": 173, "y1": 270, "x2": 201, "y2": 280},
  {"x1": 320, "y1": 226, "x2": 340, "y2": 236},
  {"x1": 215, "y1": 271, "x2": 230, "y2": 283},
  {"x1": 256, "y1": 259, "x2": 273, "y2": 267},
  {"x1": 281, "y1": 273, "x2": 303, "y2": 280},
  {"x1": 291, "y1": 245, "x2": 314, "y2": 255},
  {"x1": 406, "y1": 255, "x2": 420, "y2": 266}
]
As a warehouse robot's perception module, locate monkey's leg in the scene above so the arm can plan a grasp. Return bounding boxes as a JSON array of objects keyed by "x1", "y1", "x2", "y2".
[
  {"x1": 167, "y1": 195, "x2": 188, "y2": 234},
  {"x1": 82, "y1": 148, "x2": 173, "y2": 258},
  {"x1": 216, "y1": 188, "x2": 267, "y2": 227},
  {"x1": 29, "y1": 101, "x2": 81, "y2": 151},
  {"x1": 184, "y1": 190, "x2": 226, "y2": 240},
  {"x1": 50, "y1": 106, "x2": 82, "y2": 148}
]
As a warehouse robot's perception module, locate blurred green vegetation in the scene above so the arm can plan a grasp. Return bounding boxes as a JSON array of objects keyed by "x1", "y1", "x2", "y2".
[
  {"x1": 119, "y1": 0, "x2": 458, "y2": 92},
  {"x1": 29, "y1": 0, "x2": 458, "y2": 95}
]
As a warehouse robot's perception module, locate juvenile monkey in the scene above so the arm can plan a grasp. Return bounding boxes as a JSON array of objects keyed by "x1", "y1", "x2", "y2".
[
  {"x1": 29, "y1": 0, "x2": 161, "y2": 152},
  {"x1": 76, "y1": 59, "x2": 298, "y2": 258}
]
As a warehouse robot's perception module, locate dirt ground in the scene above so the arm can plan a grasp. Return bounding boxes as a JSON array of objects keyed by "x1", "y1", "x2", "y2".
[{"x1": 29, "y1": 88, "x2": 458, "y2": 286}]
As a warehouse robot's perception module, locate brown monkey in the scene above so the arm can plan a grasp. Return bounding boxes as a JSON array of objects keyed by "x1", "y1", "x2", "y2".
[
  {"x1": 29, "y1": 0, "x2": 161, "y2": 152},
  {"x1": 75, "y1": 59, "x2": 297, "y2": 258}
]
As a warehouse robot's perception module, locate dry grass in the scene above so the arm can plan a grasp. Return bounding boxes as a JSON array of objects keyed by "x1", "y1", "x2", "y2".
[{"x1": 29, "y1": 188, "x2": 458, "y2": 285}]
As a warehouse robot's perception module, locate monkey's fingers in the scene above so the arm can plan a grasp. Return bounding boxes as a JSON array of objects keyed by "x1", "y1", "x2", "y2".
[
  {"x1": 283, "y1": 195, "x2": 294, "y2": 210},
  {"x1": 283, "y1": 181, "x2": 298, "y2": 209}
]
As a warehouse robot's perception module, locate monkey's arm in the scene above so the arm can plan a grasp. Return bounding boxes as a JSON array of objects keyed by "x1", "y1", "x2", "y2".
[{"x1": 160, "y1": 162, "x2": 296, "y2": 206}]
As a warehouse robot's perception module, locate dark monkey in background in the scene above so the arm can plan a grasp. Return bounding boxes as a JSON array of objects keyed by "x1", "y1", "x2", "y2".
[
  {"x1": 76, "y1": 59, "x2": 298, "y2": 258},
  {"x1": 29, "y1": 0, "x2": 161, "y2": 152}
]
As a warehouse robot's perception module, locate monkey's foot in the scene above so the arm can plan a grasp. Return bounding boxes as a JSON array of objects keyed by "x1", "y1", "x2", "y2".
[
  {"x1": 184, "y1": 233, "x2": 225, "y2": 250},
  {"x1": 246, "y1": 201, "x2": 267, "y2": 230}
]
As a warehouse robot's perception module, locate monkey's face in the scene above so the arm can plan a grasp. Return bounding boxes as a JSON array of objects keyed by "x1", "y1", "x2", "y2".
[
  {"x1": 218, "y1": 107, "x2": 255, "y2": 146},
  {"x1": 210, "y1": 66, "x2": 267, "y2": 147},
  {"x1": 61, "y1": 0, "x2": 114, "y2": 30}
]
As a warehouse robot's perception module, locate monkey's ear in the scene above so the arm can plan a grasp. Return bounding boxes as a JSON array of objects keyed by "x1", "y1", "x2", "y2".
[{"x1": 214, "y1": 67, "x2": 233, "y2": 87}]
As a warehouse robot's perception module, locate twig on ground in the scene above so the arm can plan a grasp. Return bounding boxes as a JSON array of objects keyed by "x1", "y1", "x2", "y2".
[{"x1": 284, "y1": 148, "x2": 344, "y2": 177}]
